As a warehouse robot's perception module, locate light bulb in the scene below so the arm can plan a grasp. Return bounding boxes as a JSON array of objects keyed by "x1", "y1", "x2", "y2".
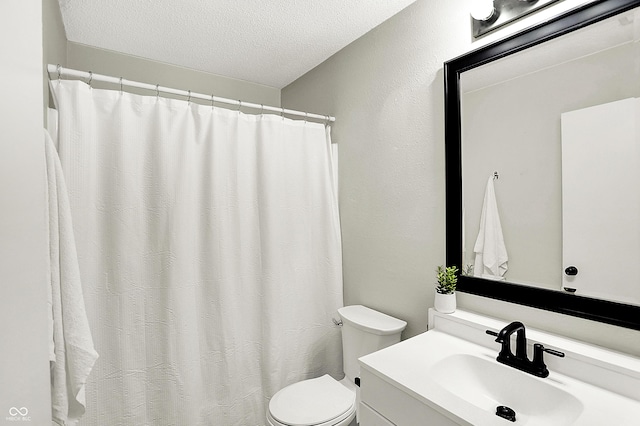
[{"x1": 470, "y1": 0, "x2": 495, "y2": 21}]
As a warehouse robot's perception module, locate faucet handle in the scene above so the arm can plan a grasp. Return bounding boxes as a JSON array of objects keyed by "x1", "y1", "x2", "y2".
[
  {"x1": 536, "y1": 344, "x2": 565, "y2": 358},
  {"x1": 485, "y1": 329, "x2": 498, "y2": 337},
  {"x1": 532, "y1": 343, "x2": 565, "y2": 378}
]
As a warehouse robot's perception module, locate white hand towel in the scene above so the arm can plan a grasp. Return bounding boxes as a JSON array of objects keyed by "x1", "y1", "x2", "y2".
[
  {"x1": 45, "y1": 129, "x2": 99, "y2": 426},
  {"x1": 473, "y1": 176, "x2": 508, "y2": 279}
]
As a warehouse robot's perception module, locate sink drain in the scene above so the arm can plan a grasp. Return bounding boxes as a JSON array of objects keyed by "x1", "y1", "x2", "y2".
[{"x1": 496, "y1": 405, "x2": 516, "y2": 422}]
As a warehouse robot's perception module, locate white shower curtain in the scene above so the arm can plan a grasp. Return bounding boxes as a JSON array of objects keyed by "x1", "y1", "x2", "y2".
[{"x1": 51, "y1": 80, "x2": 343, "y2": 426}]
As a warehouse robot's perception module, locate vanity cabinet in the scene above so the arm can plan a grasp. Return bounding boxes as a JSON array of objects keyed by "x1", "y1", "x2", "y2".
[
  {"x1": 359, "y1": 402, "x2": 394, "y2": 426},
  {"x1": 359, "y1": 367, "x2": 458, "y2": 426}
]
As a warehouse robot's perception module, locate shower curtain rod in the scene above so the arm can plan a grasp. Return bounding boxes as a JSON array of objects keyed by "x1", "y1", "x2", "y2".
[{"x1": 46, "y1": 64, "x2": 335, "y2": 123}]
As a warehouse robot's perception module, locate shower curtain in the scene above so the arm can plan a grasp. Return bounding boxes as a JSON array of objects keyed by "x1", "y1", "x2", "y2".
[{"x1": 51, "y1": 80, "x2": 343, "y2": 426}]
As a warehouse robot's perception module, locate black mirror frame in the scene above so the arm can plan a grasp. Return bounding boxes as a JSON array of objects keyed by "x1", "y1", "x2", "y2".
[{"x1": 445, "y1": 0, "x2": 640, "y2": 331}]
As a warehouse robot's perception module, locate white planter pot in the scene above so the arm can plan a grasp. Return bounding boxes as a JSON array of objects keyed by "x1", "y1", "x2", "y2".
[{"x1": 434, "y1": 291, "x2": 456, "y2": 314}]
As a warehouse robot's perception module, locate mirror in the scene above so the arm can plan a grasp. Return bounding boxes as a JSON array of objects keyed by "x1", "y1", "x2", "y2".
[
  {"x1": 462, "y1": 4, "x2": 640, "y2": 303},
  {"x1": 445, "y1": 0, "x2": 640, "y2": 331}
]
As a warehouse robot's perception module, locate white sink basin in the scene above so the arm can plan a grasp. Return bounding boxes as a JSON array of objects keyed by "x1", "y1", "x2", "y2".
[{"x1": 430, "y1": 353, "x2": 583, "y2": 425}]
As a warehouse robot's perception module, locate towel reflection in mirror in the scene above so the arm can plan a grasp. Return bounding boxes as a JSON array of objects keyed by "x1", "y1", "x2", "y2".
[{"x1": 473, "y1": 174, "x2": 508, "y2": 281}]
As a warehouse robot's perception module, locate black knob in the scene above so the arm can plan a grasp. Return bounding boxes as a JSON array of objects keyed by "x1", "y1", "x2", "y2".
[{"x1": 564, "y1": 266, "x2": 578, "y2": 276}]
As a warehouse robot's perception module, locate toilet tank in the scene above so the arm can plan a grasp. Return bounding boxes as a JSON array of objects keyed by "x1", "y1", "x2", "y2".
[{"x1": 338, "y1": 305, "x2": 407, "y2": 383}]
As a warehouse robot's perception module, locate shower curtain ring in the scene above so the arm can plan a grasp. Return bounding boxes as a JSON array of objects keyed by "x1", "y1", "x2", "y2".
[
  {"x1": 237, "y1": 100, "x2": 242, "y2": 113},
  {"x1": 304, "y1": 112, "x2": 308, "y2": 123},
  {"x1": 187, "y1": 90, "x2": 191, "y2": 104},
  {"x1": 119, "y1": 77, "x2": 123, "y2": 93},
  {"x1": 156, "y1": 84, "x2": 160, "y2": 99},
  {"x1": 56, "y1": 64, "x2": 62, "y2": 81},
  {"x1": 211, "y1": 94, "x2": 215, "y2": 109},
  {"x1": 88, "y1": 71, "x2": 93, "y2": 88},
  {"x1": 280, "y1": 107, "x2": 285, "y2": 120}
]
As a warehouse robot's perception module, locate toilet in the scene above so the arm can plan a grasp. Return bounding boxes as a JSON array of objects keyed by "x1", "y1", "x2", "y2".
[{"x1": 266, "y1": 305, "x2": 407, "y2": 426}]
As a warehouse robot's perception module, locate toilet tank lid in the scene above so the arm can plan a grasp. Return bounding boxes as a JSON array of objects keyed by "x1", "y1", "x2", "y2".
[{"x1": 338, "y1": 305, "x2": 407, "y2": 336}]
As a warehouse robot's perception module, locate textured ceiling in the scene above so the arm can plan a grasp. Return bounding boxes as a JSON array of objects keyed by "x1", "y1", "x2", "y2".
[{"x1": 57, "y1": 0, "x2": 418, "y2": 89}]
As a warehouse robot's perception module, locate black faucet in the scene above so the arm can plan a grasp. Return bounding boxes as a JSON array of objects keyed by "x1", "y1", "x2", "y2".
[{"x1": 486, "y1": 321, "x2": 565, "y2": 378}]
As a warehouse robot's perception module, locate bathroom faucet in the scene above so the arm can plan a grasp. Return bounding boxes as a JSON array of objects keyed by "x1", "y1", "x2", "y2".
[
  {"x1": 486, "y1": 321, "x2": 564, "y2": 378},
  {"x1": 494, "y1": 321, "x2": 527, "y2": 361}
]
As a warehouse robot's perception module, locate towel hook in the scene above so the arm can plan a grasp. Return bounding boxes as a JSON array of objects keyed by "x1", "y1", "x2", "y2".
[{"x1": 494, "y1": 171, "x2": 499, "y2": 180}]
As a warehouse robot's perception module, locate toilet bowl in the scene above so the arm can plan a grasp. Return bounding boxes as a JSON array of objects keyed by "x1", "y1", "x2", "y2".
[
  {"x1": 266, "y1": 305, "x2": 407, "y2": 426},
  {"x1": 266, "y1": 375, "x2": 356, "y2": 426}
]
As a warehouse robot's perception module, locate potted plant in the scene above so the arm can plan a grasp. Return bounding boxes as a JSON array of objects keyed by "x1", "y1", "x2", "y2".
[{"x1": 435, "y1": 265, "x2": 458, "y2": 313}]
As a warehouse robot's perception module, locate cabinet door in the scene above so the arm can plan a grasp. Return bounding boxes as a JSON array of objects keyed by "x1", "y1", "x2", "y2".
[
  {"x1": 561, "y1": 98, "x2": 640, "y2": 305},
  {"x1": 360, "y1": 402, "x2": 396, "y2": 426},
  {"x1": 360, "y1": 369, "x2": 461, "y2": 425}
]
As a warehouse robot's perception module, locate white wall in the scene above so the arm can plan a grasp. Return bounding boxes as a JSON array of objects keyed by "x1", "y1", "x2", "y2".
[
  {"x1": 0, "y1": 1, "x2": 51, "y2": 424},
  {"x1": 282, "y1": 0, "x2": 640, "y2": 356},
  {"x1": 284, "y1": 0, "x2": 462, "y2": 338},
  {"x1": 43, "y1": 0, "x2": 67, "y2": 113}
]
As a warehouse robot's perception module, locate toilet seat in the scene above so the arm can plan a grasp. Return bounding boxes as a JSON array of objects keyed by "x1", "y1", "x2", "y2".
[{"x1": 268, "y1": 375, "x2": 356, "y2": 426}]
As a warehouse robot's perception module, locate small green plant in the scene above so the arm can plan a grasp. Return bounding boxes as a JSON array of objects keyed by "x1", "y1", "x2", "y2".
[
  {"x1": 462, "y1": 264, "x2": 474, "y2": 276},
  {"x1": 436, "y1": 265, "x2": 458, "y2": 295}
]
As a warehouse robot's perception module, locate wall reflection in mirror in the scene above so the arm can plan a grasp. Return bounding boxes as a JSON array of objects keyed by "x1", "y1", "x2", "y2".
[{"x1": 460, "y1": 5, "x2": 640, "y2": 307}]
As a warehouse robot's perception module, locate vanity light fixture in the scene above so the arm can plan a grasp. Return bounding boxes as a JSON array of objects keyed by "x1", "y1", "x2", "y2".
[
  {"x1": 471, "y1": 0, "x2": 561, "y2": 38},
  {"x1": 470, "y1": 0, "x2": 496, "y2": 21}
]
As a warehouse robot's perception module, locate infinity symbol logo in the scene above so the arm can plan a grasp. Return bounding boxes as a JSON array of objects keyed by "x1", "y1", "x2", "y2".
[{"x1": 9, "y1": 407, "x2": 28, "y2": 416}]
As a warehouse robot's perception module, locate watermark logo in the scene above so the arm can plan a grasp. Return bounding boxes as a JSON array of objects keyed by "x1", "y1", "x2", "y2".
[{"x1": 6, "y1": 407, "x2": 30, "y2": 422}]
